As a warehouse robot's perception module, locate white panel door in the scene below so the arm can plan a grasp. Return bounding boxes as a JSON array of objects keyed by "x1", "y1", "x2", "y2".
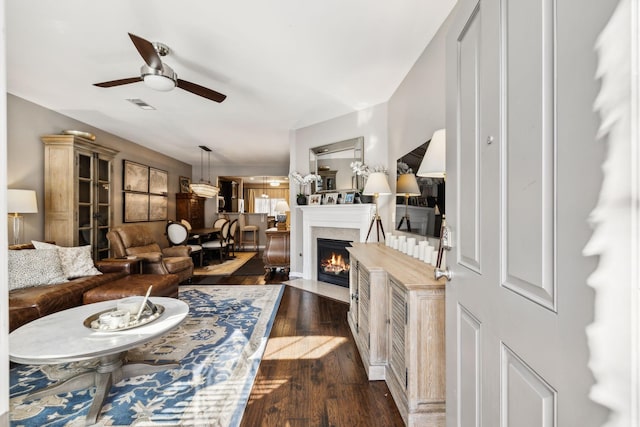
[{"x1": 445, "y1": 0, "x2": 615, "y2": 425}]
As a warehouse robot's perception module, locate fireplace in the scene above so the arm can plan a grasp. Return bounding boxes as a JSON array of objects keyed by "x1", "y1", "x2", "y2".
[
  {"x1": 298, "y1": 205, "x2": 375, "y2": 280},
  {"x1": 317, "y1": 238, "x2": 351, "y2": 287}
]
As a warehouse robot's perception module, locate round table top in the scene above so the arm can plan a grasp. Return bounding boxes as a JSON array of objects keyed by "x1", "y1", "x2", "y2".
[{"x1": 9, "y1": 297, "x2": 189, "y2": 365}]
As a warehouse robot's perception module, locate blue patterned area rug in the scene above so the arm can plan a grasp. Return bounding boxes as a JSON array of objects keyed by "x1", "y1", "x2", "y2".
[{"x1": 9, "y1": 285, "x2": 284, "y2": 426}]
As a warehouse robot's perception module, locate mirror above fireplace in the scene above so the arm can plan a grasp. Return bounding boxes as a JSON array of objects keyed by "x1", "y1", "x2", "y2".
[
  {"x1": 309, "y1": 136, "x2": 364, "y2": 192},
  {"x1": 396, "y1": 138, "x2": 445, "y2": 238}
]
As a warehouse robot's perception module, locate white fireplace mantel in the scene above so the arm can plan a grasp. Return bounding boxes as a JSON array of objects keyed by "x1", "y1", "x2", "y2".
[{"x1": 298, "y1": 204, "x2": 375, "y2": 279}]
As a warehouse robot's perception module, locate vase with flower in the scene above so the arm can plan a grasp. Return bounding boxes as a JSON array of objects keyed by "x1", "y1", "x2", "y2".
[{"x1": 290, "y1": 172, "x2": 319, "y2": 205}]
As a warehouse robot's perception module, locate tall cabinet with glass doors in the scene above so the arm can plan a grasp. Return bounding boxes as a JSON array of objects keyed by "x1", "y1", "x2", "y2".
[{"x1": 42, "y1": 134, "x2": 119, "y2": 261}]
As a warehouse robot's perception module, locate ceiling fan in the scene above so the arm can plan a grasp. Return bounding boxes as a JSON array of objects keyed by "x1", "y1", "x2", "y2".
[{"x1": 94, "y1": 33, "x2": 226, "y2": 103}]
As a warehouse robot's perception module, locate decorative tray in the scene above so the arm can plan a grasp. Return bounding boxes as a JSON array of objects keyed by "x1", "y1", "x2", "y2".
[
  {"x1": 62, "y1": 130, "x2": 96, "y2": 141},
  {"x1": 84, "y1": 304, "x2": 165, "y2": 332}
]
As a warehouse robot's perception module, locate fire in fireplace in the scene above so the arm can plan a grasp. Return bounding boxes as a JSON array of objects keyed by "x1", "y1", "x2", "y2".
[{"x1": 317, "y1": 238, "x2": 351, "y2": 287}]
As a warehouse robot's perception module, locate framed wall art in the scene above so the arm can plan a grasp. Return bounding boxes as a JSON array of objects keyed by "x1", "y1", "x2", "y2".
[
  {"x1": 124, "y1": 193, "x2": 149, "y2": 222},
  {"x1": 149, "y1": 167, "x2": 168, "y2": 195},
  {"x1": 179, "y1": 176, "x2": 191, "y2": 193},
  {"x1": 123, "y1": 160, "x2": 149, "y2": 192},
  {"x1": 149, "y1": 194, "x2": 168, "y2": 221},
  {"x1": 123, "y1": 159, "x2": 169, "y2": 222}
]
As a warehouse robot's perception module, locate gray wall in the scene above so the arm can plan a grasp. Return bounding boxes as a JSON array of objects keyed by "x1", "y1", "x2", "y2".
[
  {"x1": 289, "y1": 103, "x2": 389, "y2": 276},
  {"x1": 388, "y1": 12, "x2": 452, "y2": 176},
  {"x1": 7, "y1": 94, "x2": 192, "y2": 247},
  {"x1": 287, "y1": 11, "x2": 454, "y2": 275}
]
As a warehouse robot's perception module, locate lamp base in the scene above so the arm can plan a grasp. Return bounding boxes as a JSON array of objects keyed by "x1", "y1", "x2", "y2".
[
  {"x1": 365, "y1": 215, "x2": 385, "y2": 242},
  {"x1": 8, "y1": 214, "x2": 24, "y2": 246},
  {"x1": 396, "y1": 215, "x2": 412, "y2": 232}
]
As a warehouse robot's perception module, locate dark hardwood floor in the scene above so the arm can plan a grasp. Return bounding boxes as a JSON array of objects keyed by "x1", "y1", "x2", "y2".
[{"x1": 190, "y1": 252, "x2": 404, "y2": 426}]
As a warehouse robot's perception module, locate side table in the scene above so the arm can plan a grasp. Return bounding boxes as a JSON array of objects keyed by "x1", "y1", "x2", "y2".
[
  {"x1": 263, "y1": 229, "x2": 290, "y2": 277},
  {"x1": 10, "y1": 297, "x2": 188, "y2": 426}
]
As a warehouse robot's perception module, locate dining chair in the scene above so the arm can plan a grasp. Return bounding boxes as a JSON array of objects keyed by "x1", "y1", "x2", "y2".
[
  {"x1": 202, "y1": 220, "x2": 230, "y2": 263},
  {"x1": 213, "y1": 217, "x2": 228, "y2": 229},
  {"x1": 166, "y1": 221, "x2": 203, "y2": 267},
  {"x1": 227, "y1": 219, "x2": 238, "y2": 257},
  {"x1": 180, "y1": 219, "x2": 204, "y2": 245}
]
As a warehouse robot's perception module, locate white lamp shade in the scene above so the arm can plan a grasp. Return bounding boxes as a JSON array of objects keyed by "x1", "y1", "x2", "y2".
[
  {"x1": 417, "y1": 128, "x2": 446, "y2": 178},
  {"x1": 363, "y1": 172, "x2": 391, "y2": 195},
  {"x1": 7, "y1": 189, "x2": 38, "y2": 214},
  {"x1": 396, "y1": 173, "x2": 420, "y2": 196},
  {"x1": 189, "y1": 183, "x2": 219, "y2": 198},
  {"x1": 274, "y1": 200, "x2": 290, "y2": 212}
]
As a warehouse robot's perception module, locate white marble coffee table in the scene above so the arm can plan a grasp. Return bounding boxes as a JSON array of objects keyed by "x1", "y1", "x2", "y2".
[{"x1": 10, "y1": 297, "x2": 189, "y2": 425}]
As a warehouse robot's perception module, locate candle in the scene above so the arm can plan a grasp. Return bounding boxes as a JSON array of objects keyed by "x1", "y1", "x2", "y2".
[
  {"x1": 407, "y1": 238, "x2": 416, "y2": 256},
  {"x1": 430, "y1": 251, "x2": 438, "y2": 266},
  {"x1": 424, "y1": 246, "x2": 434, "y2": 263}
]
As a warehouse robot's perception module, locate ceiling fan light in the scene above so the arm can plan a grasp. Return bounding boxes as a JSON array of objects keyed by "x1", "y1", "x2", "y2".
[{"x1": 143, "y1": 74, "x2": 175, "y2": 91}]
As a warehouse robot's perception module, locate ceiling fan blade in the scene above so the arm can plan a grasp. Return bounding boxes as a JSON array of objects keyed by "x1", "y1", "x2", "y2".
[
  {"x1": 93, "y1": 77, "x2": 141, "y2": 88},
  {"x1": 177, "y1": 79, "x2": 227, "y2": 103},
  {"x1": 128, "y1": 33, "x2": 163, "y2": 70}
]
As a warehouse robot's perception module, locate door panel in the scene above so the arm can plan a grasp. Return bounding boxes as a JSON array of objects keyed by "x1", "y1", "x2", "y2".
[
  {"x1": 502, "y1": 0, "x2": 556, "y2": 310},
  {"x1": 457, "y1": 3, "x2": 482, "y2": 273},
  {"x1": 501, "y1": 345, "x2": 557, "y2": 427},
  {"x1": 458, "y1": 305, "x2": 481, "y2": 427}
]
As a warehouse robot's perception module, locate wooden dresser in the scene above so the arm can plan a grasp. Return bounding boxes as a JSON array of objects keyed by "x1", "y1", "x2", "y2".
[
  {"x1": 175, "y1": 193, "x2": 205, "y2": 229},
  {"x1": 347, "y1": 242, "x2": 446, "y2": 427},
  {"x1": 263, "y1": 229, "x2": 290, "y2": 276}
]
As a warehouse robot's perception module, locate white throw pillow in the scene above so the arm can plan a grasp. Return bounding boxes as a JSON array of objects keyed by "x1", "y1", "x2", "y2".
[
  {"x1": 32, "y1": 241, "x2": 102, "y2": 279},
  {"x1": 8, "y1": 249, "x2": 68, "y2": 290}
]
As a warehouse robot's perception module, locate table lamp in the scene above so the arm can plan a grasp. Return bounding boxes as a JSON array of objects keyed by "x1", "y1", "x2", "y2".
[
  {"x1": 274, "y1": 200, "x2": 290, "y2": 230},
  {"x1": 363, "y1": 172, "x2": 391, "y2": 242},
  {"x1": 396, "y1": 173, "x2": 421, "y2": 232},
  {"x1": 8, "y1": 189, "x2": 38, "y2": 245},
  {"x1": 417, "y1": 129, "x2": 446, "y2": 179}
]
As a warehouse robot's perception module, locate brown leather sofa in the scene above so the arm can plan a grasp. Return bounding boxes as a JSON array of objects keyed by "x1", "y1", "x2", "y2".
[
  {"x1": 107, "y1": 224, "x2": 194, "y2": 283},
  {"x1": 9, "y1": 257, "x2": 138, "y2": 332}
]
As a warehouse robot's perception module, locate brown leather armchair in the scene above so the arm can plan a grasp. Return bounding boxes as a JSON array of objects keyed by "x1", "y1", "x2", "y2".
[{"x1": 107, "y1": 224, "x2": 194, "y2": 283}]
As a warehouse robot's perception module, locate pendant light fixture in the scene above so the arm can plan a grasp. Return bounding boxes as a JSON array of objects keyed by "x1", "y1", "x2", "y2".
[
  {"x1": 190, "y1": 145, "x2": 219, "y2": 198},
  {"x1": 261, "y1": 176, "x2": 269, "y2": 198}
]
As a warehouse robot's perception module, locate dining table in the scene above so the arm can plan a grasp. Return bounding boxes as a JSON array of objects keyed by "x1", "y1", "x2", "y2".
[{"x1": 189, "y1": 227, "x2": 220, "y2": 239}]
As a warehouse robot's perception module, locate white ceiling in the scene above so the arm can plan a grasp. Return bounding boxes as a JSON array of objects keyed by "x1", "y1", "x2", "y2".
[{"x1": 6, "y1": 0, "x2": 456, "y2": 172}]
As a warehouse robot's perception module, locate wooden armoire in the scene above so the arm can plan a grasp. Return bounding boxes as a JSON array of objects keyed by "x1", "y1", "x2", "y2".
[{"x1": 175, "y1": 192, "x2": 205, "y2": 229}]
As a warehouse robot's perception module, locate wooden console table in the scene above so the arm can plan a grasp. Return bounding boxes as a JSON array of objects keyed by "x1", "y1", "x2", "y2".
[
  {"x1": 263, "y1": 229, "x2": 290, "y2": 277},
  {"x1": 347, "y1": 242, "x2": 446, "y2": 427}
]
